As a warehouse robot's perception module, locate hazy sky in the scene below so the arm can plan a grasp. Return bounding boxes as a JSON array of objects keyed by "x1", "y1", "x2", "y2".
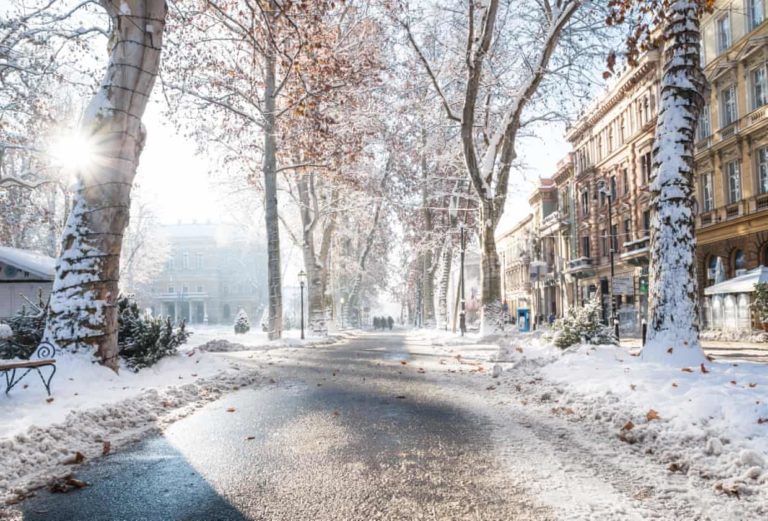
[{"x1": 137, "y1": 100, "x2": 572, "y2": 231}]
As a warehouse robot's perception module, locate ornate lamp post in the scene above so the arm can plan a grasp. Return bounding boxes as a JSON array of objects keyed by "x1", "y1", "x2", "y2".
[{"x1": 298, "y1": 270, "x2": 306, "y2": 339}]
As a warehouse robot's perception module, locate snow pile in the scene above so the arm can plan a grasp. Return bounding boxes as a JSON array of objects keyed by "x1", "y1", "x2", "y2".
[
  {"x1": 492, "y1": 332, "x2": 768, "y2": 500},
  {"x1": 0, "y1": 324, "x2": 13, "y2": 340},
  {"x1": 0, "y1": 352, "x2": 260, "y2": 504},
  {"x1": 189, "y1": 324, "x2": 347, "y2": 352}
]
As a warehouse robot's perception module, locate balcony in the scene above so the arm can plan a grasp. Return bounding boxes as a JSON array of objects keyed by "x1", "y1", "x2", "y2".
[
  {"x1": 620, "y1": 236, "x2": 650, "y2": 266},
  {"x1": 718, "y1": 122, "x2": 739, "y2": 142},
  {"x1": 565, "y1": 257, "x2": 595, "y2": 279}
]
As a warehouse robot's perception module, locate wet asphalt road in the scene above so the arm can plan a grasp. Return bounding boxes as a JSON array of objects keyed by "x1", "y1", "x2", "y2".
[{"x1": 20, "y1": 332, "x2": 550, "y2": 521}]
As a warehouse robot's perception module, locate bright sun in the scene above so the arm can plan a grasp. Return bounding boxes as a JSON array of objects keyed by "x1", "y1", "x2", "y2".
[{"x1": 48, "y1": 133, "x2": 98, "y2": 174}]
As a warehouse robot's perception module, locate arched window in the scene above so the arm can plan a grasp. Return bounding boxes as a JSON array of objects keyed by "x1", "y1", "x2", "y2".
[
  {"x1": 733, "y1": 249, "x2": 746, "y2": 275},
  {"x1": 707, "y1": 256, "x2": 718, "y2": 284},
  {"x1": 761, "y1": 243, "x2": 768, "y2": 266}
]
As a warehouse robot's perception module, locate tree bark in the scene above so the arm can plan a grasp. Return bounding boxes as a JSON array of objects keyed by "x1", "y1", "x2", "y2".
[
  {"x1": 43, "y1": 0, "x2": 166, "y2": 370},
  {"x1": 263, "y1": 15, "x2": 282, "y2": 341},
  {"x1": 436, "y1": 245, "x2": 452, "y2": 329},
  {"x1": 642, "y1": 0, "x2": 707, "y2": 366},
  {"x1": 420, "y1": 129, "x2": 435, "y2": 326}
]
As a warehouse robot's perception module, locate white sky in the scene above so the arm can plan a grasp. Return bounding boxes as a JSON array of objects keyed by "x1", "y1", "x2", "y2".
[{"x1": 136, "y1": 99, "x2": 571, "y2": 231}]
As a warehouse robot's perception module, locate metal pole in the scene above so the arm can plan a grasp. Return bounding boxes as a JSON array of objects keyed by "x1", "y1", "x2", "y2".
[
  {"x1": 300, "y1": 282, "x2": 305, "y2": 339},
  {"x1": 459, "y1": 225, "x2": 466, "y2": 336},
  {"x1": 608, "y1": 193, "x2": 620, "y2": 340}
]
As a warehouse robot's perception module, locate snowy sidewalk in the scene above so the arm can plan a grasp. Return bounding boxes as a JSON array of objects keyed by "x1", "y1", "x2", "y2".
[
  {"x1": 0, "y1": 326, "x2": 350, "y2": 505},
  {"x1": 420, "y1": 329, "x2": 768, "y2": 518}
]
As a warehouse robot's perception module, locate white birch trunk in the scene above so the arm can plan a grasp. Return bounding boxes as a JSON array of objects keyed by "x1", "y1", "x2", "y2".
[
  {"x1": 642, "y1": 0, "x2": 707, "y2": 366},
  {"x1": 436, "y1": 246, "x2": 452, "y2": 329},
  {"x1": 43, "y1": 0, "x2": 166, "y2": 370},
  {"x1": 263, "y1": 22, "x2": 282, "y2": 341}
]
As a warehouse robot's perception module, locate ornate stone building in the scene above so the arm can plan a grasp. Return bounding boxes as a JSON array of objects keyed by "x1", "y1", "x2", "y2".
[
  {"x1": 140, "y1": 223, "x2": 267, "y2": 325},
  {"x1": 695, "y1": 0, "x2": 768, "y2": 327}
]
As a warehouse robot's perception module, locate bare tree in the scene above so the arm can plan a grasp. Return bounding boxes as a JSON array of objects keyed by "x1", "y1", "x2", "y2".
[
  {"x1": 608, "y1": 0, "x2": 712, "y2": 366},
  {"x1": 43, "y1": 1, "x2": 167, "y2": 370},
  {"x1": 403, "y1": 0, "x2": 594, "y2": 332}
]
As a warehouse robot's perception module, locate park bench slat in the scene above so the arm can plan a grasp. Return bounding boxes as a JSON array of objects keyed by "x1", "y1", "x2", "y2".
[{"x1": 0, "y1": 359, "x2": 56, "y2": 370}]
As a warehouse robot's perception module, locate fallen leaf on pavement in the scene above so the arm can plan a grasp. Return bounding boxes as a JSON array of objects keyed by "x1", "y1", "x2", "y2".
[
  {"x1": 622, "y1": 420, "x2": 635, "y2": 431},
  {"x1": 245, "y1": 436, "x2": 256, "y2": 440},
  {"x1": 102, "y1": 441, "x2": 111, "y2": 456},
  {"x1": 646, "y1": 409, "x2": 659, "y2": 421},
  {"x1": 486, "y1": 385, "x2": 496, "y2": 391},
  {"x1": 226, "y1": 407, "x2": 236, "y2": 413},
  {"x1": 62, "y1": 452, "x2": 85, "y2": 465},
  {"x1": 332, "y1": 410, "x2": 340, "y2": 416},
  {"x1": 749, "y1": 383, "x2": 757, "y2": 388},
  {"x1": 700, "y1": 363, "x2": 710, "y2": 374},
  {"x1": 50, "y1": 476, "x2": 89, "y2": 493},
  {"x1": 515, "y1": 347, "x2": 523, "y2": 353},
  {"x1": 46, "y1": 397, "x2": 54, "y2": 403},
  {"x1": 395, "y1": 395, "x2": 406, "y2": 399},
  {"x1": 681, "y1": 368, "x2": 693, "y2": 373}
]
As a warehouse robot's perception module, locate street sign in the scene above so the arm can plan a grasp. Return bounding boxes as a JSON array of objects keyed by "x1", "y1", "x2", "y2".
[{"x1": 612, "y1": 276, "x2": 634, "y2": 295}]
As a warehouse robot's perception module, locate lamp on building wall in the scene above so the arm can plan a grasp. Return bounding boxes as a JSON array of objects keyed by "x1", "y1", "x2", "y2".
[{"x1": 298, "y1": 270, "x2": 306, "y2": 340}]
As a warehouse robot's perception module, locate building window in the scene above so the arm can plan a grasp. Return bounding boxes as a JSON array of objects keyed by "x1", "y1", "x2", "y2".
[
  {"x1": 733, "y1": 249, "x2": 746, "y2": 275},
  {"x1": 758, "y1": 147, "x2": 768, "y2": 194},
  {"x1": 608, "y1": 127, "x2": 614, "y2": 152},
  {"x1": 721, "y1": 85, "x2": 738, "y2": 126},
  {"x1": 581, "y1": 190, "x2": 590, "y2": 216},
  {"x1": 622, "y1": 168, "x2": 629, "y2": 195},
  {"x1": 196, "y1": 253, "x2": 203, "y2": 269},
  {"x1": 643, "y1": 210, "x2": 651, "y2": 236},
  {"x1": 182, "y1": 252, "x2": 190, "y2": 270},
  {"x1": 697, "y1": 104, "x2": 710, "y2": 140},
  {"x1": 707, "y1": 256, "x2": 718, "y2": 285},
  {"x1": 581, "y1": 236, "x2": 590, "y2": 258},
  {"x1": 182, "y1": 285, "x2": 189, "y2": 293},
  {"x1": 753, "y1": 66, "x2": 768, "y2": 110},
  {"x1": 749, "y1": 0, "x2": 765, "y2": 31},
  {"x1": 610, "y1": 176, "x2": 617, "y2": 199},
  {"x1": 717, "y1": 14, "x2": 731, "y2": 53},
  {"x1": 623, "y1": 218, "x2": 631, "y2": 242},
  {"x1": 762, "y1": 243, "x2": 768, "y2": 265},
  {"x1": 701, "y1": 172, "x2": 714, "y2": 211},
  {"x1": 611, "y1": 224, "x2": 619, "y2": 253},
  {"x1": 726, "y1": 160, "x2": 742, "y2": 203},
  {"x1": 600, "y1": 228, "x2": 608, "y2": 257},
  {"x1": 640, "y1": 152, "x2": 652, "y2": 183},
  {"x1": 168, "y1": 286, "x2": 174, "y2": 294},
  {"x1": 196, "y1": 285, "x2": 203, "y2": 293}
]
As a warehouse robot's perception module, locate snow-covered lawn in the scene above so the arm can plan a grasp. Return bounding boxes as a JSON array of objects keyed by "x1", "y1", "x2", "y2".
[
  {"x1": 424, "y1": 329, "x2": 768, "y2": 509},
  {"x1": 0, "y1": 325, "x2": 346, "y2": 504}
]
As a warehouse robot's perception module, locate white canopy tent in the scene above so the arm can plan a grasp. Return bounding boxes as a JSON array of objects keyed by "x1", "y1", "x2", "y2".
[{"x1": 704, "y1": 266, "x2": 768, "y2": 295}]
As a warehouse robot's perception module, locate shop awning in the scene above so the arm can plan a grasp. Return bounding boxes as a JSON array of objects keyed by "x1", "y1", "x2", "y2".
[{"x1": 704, "y1": 266, "x2": 768, "y2": 295}]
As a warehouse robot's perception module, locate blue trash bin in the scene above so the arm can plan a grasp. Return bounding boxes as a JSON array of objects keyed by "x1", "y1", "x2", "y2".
[{"x1": 517, "y1": 308, "x2": 530, "y2": 332}]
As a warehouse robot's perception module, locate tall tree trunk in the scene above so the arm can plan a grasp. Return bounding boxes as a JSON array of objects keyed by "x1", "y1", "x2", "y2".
[
  {"x1": 297, "y1": 174, "x2": 330, "y2": 335},
  {"x1": 263, "y1": 20, "x2": 282, "y2": 341},
  {"x1": 479, "y1": 203, "x2": 503, "y2": 334},
  {"x1": 437, "y1": 245, "x2": 452, "y2": 329},
  {"x1": 642, "y1": 0, "x2": 707, "y2": 366},
  {"x1": 420, "y1": 129, "x2": 435, "y2": 327},
  {"x1": 43, "y1": 0, "x2": 166, "y2": 370}
]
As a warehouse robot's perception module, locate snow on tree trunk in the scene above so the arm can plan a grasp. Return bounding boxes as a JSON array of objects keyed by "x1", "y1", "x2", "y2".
[
  {"x1": 641, "y1": 0, "x2": 707, "y2": 367},
  {"x1": 43, "y1": 0, "x2": 166, "y2": 371},
  {"x1": 479, "y1": 204, "x2": 503, "y2": 336},
  {"x1": 436, "y1": 246, "x2": 452, "y2": 330},
  {"x1": 263, "y1": 31, "x2": 282, "y2": 341}
]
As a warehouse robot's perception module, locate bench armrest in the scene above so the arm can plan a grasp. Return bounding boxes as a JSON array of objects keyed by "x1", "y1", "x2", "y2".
[{"x1": 34, "y1": 341, "x2": 56, "y2": 360}]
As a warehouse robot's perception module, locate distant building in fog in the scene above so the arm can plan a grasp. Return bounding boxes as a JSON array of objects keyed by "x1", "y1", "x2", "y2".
[{"x1": 139, "y1": 223, "x2": 266, "y2": 325}]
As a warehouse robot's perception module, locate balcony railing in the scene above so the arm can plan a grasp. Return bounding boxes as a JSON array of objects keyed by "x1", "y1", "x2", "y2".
[
  {"x1": 620, "y1": 236, "x2": 650, "y2": 266},
  {"x1": 719, "y1": 122, "x2": 739, "y2": 141}
]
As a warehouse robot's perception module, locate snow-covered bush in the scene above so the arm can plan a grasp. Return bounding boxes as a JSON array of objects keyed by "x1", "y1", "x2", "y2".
[
  {"x1": 550, "y1": 296, "x2": 617, "y2": 349},
  {"x1": 0, "y1": 323, "x2": 12, "y2": 340},
  {"x1": 117, "y1": 297, "x2": 191, "y2": 371},
  {"x1": 234, "y1": 308, "x2": 250, "y2": 334},
  {"x1": 0, "y1": 304, "x2": 46, "y2": 359}
]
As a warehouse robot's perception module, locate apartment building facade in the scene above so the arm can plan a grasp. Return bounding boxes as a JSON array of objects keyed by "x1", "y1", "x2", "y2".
[
  {"x1": 695, "y1": 0, "x2": 768, "y2": 329},
  {"x1": 496, "y1": 0, "x2": 768, "y2": 334}
]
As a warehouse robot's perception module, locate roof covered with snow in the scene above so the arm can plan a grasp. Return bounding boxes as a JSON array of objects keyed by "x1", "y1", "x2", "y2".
[
  {"x1": 0, "y1": 246, "x2": 55, "y2": 280},
  {"x1": 704, "y1": 266, "x2": 768, "y2": 295}
]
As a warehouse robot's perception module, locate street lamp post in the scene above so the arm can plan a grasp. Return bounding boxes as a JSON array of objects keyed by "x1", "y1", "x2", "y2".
[
  {"x1": 598, "y1": 181, "x2": 620, "y2": 340},
  {"x1": 298, "y1": 270, "x2": 306, "y2": 340},
  {"x1": 340, "y1": 297, "x2": 345, "y2": 330}
]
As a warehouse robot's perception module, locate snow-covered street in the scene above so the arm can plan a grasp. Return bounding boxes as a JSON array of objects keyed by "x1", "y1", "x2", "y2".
[{"x1": 4, "y1": 331, "x2": 765, "y2": 520}]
